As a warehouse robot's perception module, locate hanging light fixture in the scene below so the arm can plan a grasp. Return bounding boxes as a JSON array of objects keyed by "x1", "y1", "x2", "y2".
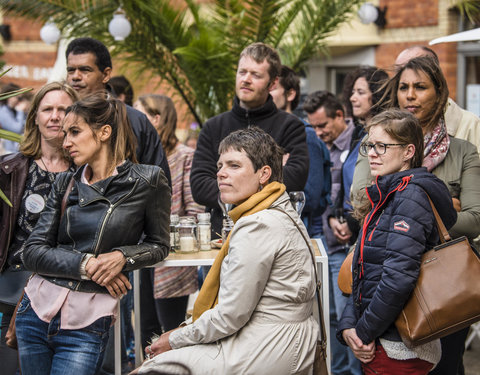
[
  {"x1": 40, "y1": 21, "x2": 61, "y2": 44},
  {"x1": 358, "y1": 3, "x2": 387, "y2": 29},
  {"x1": 108, "y1": 7, "x2": 131, "y2": 41}
]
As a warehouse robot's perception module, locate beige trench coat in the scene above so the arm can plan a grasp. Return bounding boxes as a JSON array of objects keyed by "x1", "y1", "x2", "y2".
[{"x1": 139, "y1": 192, "x2": 318, "y2": 375}]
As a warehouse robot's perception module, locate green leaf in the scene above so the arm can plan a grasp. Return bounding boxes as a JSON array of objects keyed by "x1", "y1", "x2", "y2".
[
  {"x1": 0, "y1": 188, "x2": 12, "y2": 207},
  {"x1": 0, "y1": 129, "x2": 22, "y2": 143},
  {"x1": 0, "y1": 0, "x2": 363, "y2": 124}
]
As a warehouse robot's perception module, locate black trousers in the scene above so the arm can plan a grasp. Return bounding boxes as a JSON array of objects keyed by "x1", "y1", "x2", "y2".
[
  {"x1": 154, "y1": 296, "x2": 189, "y2": 332},
  {"x1": 429, "y1": 327, "x2": 469, "y2": 375},
  {"x1": 0, "y1": 313, "x2": 19, "y2": 375},
  {"x1": 140, "y1": 268, "x2": 163, "y2": 350}
]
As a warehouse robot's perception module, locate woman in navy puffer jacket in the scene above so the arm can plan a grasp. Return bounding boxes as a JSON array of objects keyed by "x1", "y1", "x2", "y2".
[{"x1": 337, "y1": 109, "x2": 457, "y2": 374}]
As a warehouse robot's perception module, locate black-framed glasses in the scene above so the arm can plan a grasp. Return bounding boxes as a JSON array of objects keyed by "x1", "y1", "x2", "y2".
[{"x1": 360, "y1": 142, "x2": 407, "y2": 156}]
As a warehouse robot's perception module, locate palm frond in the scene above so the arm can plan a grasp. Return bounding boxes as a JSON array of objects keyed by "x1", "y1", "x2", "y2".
[
  {"x1": 0, "y1": 0, "x2": 363, "y2": 123},
  {"x1": 0, "y1": 129, "x2": 22, "y2": 143},
  {"x1": 0, "y1": 188, "x2": 12, "y2": 207},
  {"x1": 453, "y1": 0, "x2": 480, "y2": 24}
]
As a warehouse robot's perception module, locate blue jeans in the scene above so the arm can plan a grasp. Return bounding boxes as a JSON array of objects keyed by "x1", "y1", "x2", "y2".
[
  {"x1": 328, "y1": 249, "x2": 362, "y2": 375},
  {"x1": 15, "y1": 293, "x2": 111, "y2": 375}
]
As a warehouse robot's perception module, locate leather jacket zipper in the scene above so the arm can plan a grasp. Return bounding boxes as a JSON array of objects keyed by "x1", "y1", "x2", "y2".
[
  {"x1": 66, "y1": 206, "x2": 77, "y2": 250},
  {"x1": 92, "y1": 179, "x2": 139, "y2": 256}
]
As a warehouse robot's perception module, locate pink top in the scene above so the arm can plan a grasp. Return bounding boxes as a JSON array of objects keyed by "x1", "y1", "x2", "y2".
[
  {"x1": 25, "y1": 164, "x2": 124, "y2": 329},
  {"x1": 154, "y1": 143, "x2": 202, "y2": 298},
  {"x1": 25, "y1": 274, "x2": 117, "y2": 329}
]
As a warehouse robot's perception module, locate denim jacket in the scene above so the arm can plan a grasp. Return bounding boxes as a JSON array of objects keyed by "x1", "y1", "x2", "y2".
[{"x1": 24, "y1": 160, "x2": 171, "y2": 293}]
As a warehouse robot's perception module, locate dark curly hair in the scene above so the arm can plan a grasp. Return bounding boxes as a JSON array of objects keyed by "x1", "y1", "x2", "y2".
[{"x1": 342, "y1": 66, "x2": 389, "y2": 120}]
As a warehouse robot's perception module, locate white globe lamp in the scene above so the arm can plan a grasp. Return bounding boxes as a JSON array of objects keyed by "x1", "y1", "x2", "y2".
[
  {"x1": 40, "y1": 22, "x2": 61, "y2": 45},
  {"x1": 358, "y1": 3, "x2": 379, "y2": 25},
  {"x1": 109, "y1": 8, "x2": 131, "y2": 41}
]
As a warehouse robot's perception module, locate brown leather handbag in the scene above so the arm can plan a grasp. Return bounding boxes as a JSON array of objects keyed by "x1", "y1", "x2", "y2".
[
  {"x1": 395, "y1": 195, "x2": 480, "y2": 348},
  {"x1": 337, "y1": 251, "x2": 354, "y2": 295}
]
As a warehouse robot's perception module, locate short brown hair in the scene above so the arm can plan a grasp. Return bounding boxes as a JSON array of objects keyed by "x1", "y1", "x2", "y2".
[
  {"x1": 218, "y1": 127, "x2": 283, "y2": 184},
  {"x1": 65, "y1": 93, "x2": 137, "y2": 165},
  {"x1": 239, "y1": 42, "x2": 281, "y2": 83},
  {"x1": 20, "y1": 82, "x2": 79, "y2": 159},
  {"x1": 303, "y1": 90, "x2": 344, "y2": 118}
]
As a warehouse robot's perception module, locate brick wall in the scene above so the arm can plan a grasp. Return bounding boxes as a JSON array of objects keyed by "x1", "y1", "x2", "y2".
[
  {"x1": 3, "y1": 16, "x2": 42, "y2": 41},
  {"x1": 375, "y1": 41, "x2": 458, "y2": 100},
  {"x1": 1, "y1": 16, "x2": 56, "y2": 91},
  {"x1": 380, "y1": 0, "x2": 438, "y2": 29}
]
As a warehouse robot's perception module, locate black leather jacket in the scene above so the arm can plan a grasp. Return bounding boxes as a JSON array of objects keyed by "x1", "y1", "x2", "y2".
[
  {"x1": 24, "y1": 160, "x2": 171, "y2": 293},
  {"x1": 0, "y1": 153, "x2": 29, "y2": 271}
]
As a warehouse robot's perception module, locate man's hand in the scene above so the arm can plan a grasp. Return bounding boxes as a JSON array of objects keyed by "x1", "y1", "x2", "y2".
[
  {"x1": 342, "y1": 328, "x2": 375, "y2": 363},
  {"x1": 329, "y1": 217, "x2": 352, "y2": 244},
  {"x1": 85, "y1": 250, "x2": 127, "y2": 286}
]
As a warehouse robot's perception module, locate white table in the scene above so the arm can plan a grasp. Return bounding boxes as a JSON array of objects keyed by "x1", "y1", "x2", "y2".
[{"x1": 114, "y1": 239, "x2": 330, "y2": 374}]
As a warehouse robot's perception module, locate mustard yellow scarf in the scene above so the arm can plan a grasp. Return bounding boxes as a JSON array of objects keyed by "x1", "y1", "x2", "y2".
[{"x1": 192, "y1": 181, "x2": 286, "y2": 321}]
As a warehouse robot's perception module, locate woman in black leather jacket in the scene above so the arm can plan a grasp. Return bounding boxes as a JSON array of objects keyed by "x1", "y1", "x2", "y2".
[
  {"x1": 0, "y1": 82, "x2": 78, "y2": 375},
  {"x1": 15, "y1": 94, "x2": 171, "y2": 375}
]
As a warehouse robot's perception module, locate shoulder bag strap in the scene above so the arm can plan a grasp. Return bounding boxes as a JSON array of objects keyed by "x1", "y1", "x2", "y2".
[
  {"x1": 269, "y1": 207, "x2": 327, "y2": 345},
  {"x1": 422, "y1": 192, "x2": 451, "y2": 243}
]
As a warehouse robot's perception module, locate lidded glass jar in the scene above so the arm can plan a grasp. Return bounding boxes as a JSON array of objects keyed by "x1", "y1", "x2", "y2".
[
  {"x1": 169, "y1": 214, "x2": 180, "y2": 252},
  {"x1": 197, "y1": 212, "x2": 211, "y2": 251},
  {"x1": 177, "y1": 216, "x2": 199, "y2": 253}
]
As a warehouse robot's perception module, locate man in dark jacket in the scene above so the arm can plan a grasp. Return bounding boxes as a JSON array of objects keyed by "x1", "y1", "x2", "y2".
[
  {"x1": 304, "y1": 91, "x2": 362, "y2": 375},
  {"x1": 65, "y1": 37, "x2": 170, "y2": 373},
  {"x1": 65, "y1": 37, "x2": 171, "y2": 184},
  {"x1": 191, "y1": 43, "x2": 309, "y2": 236},
  {"x1": 270, "y1": 65, "x2": 331, "y2": 238}
]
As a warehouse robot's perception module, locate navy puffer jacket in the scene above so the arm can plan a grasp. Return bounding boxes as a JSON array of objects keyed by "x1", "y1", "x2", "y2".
[{"x1": 337, "y1": 167, "x2": 457, "y2": 345}]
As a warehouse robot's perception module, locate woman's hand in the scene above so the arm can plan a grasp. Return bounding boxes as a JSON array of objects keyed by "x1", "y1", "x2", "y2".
[
  {"x1": 342, "y1": 328, "x2": 376, "y2": 363},
  {"x1": 146, "y1": 328, "x2": 180, "y2": 358},
  {"x1": 329, "y1": 217, "x2": 352, "y2": 244},
  {"x1": 452, "y1": 198, "x2": 461, "y2": 212},
  {"x1": 104, "y1": 273, "x2": 132, "y2": 298},
  {"x1": 85, "y1": 250, "x2": 127, "y2": 286}
]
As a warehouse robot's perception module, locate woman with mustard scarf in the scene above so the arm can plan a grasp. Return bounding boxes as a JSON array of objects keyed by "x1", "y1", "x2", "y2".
[{"x1": 137, "y1": 127, "x2": 319, "y2": 374}]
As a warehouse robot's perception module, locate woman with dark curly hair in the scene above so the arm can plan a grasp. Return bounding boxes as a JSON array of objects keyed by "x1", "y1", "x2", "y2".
[{"x1": 330, "y1": 67, "x2": 389, "y2": 255}]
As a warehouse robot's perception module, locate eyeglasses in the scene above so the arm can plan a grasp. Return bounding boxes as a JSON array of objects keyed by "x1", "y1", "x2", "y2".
[{"x1": 359, "y1": 142, "x2": 407, "y2": 156}]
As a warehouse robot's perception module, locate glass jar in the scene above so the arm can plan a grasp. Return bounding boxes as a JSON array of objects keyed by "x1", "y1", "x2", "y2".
[
  {"x1": 197, "y1": 212, "x2": 211, "y2": 251},
  {"x1": 221, "y1": 217, "x2": 234, "y2": 243},
  {"x1": 169, "y1": 214, "x2": 180, "y2": 252},
  {"x1": 177, "y1": 216, "x2": 199, "y2": 253}
]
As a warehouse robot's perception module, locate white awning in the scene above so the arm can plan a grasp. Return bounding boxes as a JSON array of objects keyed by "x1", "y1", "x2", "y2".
[{"x1": 429, "y1": 28, "x2": 480, "y2": 45}]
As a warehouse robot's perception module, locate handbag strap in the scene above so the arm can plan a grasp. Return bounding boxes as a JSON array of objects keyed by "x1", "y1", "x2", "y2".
[
  {"x1": 61, "y1": 176, "x2": 75, "y2": 219},
  {"x1": 423, "y1": 193, "x2": 451, "y2": 243},
  {"x1": 269, "y1": 207, "x2": 327, "y2": 345}
]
